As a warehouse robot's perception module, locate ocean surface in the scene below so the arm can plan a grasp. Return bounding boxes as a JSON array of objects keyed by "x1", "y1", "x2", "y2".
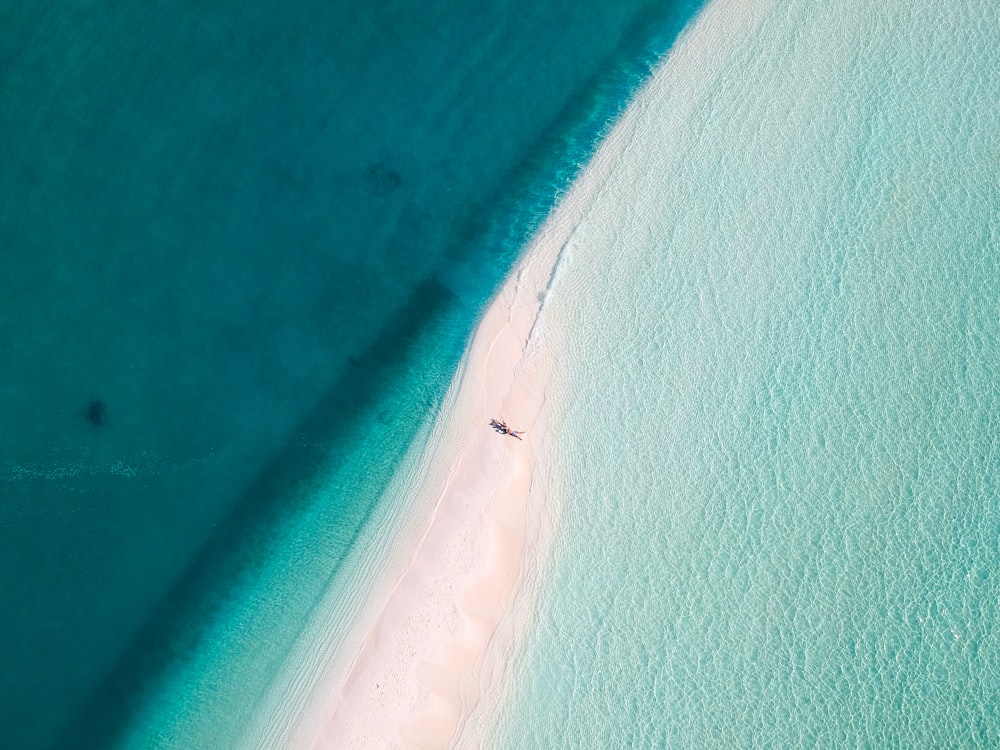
[
  {"x1": 494, "y1": 0, "x2": 999, "y2": 747},
  {"x1": 0, "y1": 1, "x2": 704, "y2": 748}
]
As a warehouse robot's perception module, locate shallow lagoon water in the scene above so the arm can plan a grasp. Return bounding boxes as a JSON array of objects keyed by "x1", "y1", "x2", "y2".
[{"x1": 494, "y1": 0, "x2": 999, "y2": 746}]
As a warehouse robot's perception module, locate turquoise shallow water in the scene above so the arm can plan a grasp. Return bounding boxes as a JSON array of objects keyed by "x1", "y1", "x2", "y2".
[
  {"x1": 0, "y1": 1, "x2": 702, "y2": 747},
  {"x1": 496, "y1": 0, "x2": 999, "y2": 747}
]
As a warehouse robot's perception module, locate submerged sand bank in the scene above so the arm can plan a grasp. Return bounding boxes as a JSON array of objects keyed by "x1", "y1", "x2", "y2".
[
  {"x1": 268, "y1": 8, "x2": 726, "y2": 741},
  {"x1": 290, "y1": 34, "x2": 685, "y2": 741}
]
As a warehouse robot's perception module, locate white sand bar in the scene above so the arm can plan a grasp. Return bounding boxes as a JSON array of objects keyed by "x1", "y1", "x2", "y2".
[{"x1": 304, "y1": 221, "x2": 572, "y2": 749}]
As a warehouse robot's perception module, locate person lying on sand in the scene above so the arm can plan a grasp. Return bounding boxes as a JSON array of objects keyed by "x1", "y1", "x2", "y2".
[{"x1": 489, "y1": 418, "x2": 524, "y2": 440}]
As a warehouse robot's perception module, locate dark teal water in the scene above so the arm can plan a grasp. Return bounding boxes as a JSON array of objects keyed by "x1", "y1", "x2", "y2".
[{"x1": 0, "y1": 1, "x2": 700, "y2": 747}]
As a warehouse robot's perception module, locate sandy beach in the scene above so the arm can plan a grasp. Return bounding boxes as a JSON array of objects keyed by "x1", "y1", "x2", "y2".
[{"x1": 295, "y1": 225, "x2": 563, "y2": 748}]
